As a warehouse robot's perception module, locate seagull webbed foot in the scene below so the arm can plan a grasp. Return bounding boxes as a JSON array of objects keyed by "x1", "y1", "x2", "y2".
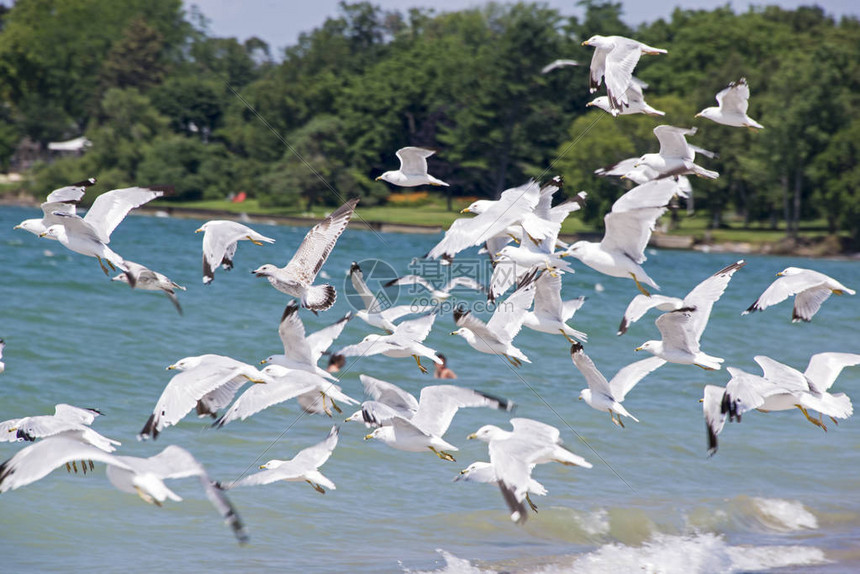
[{"x1": 430, "y1": 447, "x2": 456, "y2": 462}]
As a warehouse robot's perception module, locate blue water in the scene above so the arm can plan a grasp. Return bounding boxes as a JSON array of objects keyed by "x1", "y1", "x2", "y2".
[{"x1": 1, "y1": 205, "x2": 858, "y2": 573}]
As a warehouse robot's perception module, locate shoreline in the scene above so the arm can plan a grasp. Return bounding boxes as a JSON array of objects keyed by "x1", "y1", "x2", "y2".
[{"x1": 3, "y1": 193, "x2": 856, "y2": 259}]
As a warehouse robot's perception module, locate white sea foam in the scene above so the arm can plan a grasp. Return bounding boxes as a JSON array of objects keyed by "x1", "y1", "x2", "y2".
[
  {"x1": 752, "y1": 497, "x2": 818, "y2": 531},
  {"x1": 574, "y1": 509, "x2": 611, "y2": 537},
  {"x1": 402, "y1": 549, "x2": 497, "y2": 574},
  {"x1": 553, "y1": 533, "x2": 828, "y2": 574}
]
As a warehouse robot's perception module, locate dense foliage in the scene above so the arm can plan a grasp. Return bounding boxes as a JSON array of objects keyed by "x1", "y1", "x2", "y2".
[{"x1": 1, "y1": 1, "x2": 858, "y2": 245}]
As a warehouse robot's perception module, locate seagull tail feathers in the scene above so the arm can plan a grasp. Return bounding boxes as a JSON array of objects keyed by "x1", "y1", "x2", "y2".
[{"x1": 303, "y1": 285, "x2": 337, "y2": 312}]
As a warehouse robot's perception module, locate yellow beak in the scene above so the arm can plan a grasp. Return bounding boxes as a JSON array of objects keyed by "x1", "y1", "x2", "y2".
[
  {"x1": 634, "y1": 347, "x2": 643, "y2": 352},
  {"x1": 460, "y1": 208, "x2": 470, "y2": 214},
  {"x1": 581, "y1": 41, "x2": 588, "y2": 46},
  {"x1": 364, "y1": 433, "x2": 373, "y2": 440},
  {"x1": 375, "y1": 176, "x2": 382, "y2": 181},
  {"x1": 466, "y1": 433, "x2": 477, "y2": 440}
]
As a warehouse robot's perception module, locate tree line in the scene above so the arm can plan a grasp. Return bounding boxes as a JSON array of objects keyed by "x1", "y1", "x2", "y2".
[{"x1": 1, "y1": 1, "x2": 858, "y2": 246}]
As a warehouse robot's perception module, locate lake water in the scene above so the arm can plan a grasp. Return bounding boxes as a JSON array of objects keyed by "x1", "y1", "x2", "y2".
[{"x1": 1, "y1": 205, "x2": 858, "y2": 573}]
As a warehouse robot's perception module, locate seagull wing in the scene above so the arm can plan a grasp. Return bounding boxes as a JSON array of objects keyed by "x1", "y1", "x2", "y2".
[
  {"x1": 83, "y1": 187, "x2": 163, "y2": 242},
  {"x1": 702, "y1": 385, "x2": 727, "y2": 456},
  {"x1": 588, "y1": 45, "x2": 608, "y2": 91},
  {"x1": 411, "y1": 385, "x2": 514, "y2": 438},
  {"x1": 213, "y1": 375, "x2": 321, "y2": 427},
  {"x1": 792, "y1": 285, "x2": 833, "y2": 322},
  {"x1": 442, "y1": 276, "x2": 486, "y2": 294},
  {"x1": 724, "y1": 367, "x2": 780, "y2": 415},
  {"x1": 541, "y1": 58, "x2": 579, "y2": 74},
  {"x1": 396, "y1": 147, "x2": 434, "y2": 176},
  {"x1": 0, "y1": 436, "x2": 131, "y2": 493},
  {"x1": 348, "y1": 261, "x2": 380, "y2": 312},
  {"x1": 804, "y1": 352, "x2": 860, "y2": 393},
  {"x1": 605, "y1": 40, "x2": 643, "y2": 108},
  {"x1": 53, "y1": 404, "x2": 101, "y2": 426},
  {"x1": 611, "y1": 179, "x2": 681, "y2": 213},
  {"x1": 655, "y1": 309, "x2": 701, "y2": 354},
  {"x1": 386, "y1": 274, "x2": 434, "y2": 293},
  {"x1": 392, "y1": 312, "x2": 437, "y2": 344},
  {"x1": 753, "y1": 356, "x2": 810, "y2": 393},
  {"x1": 45, "y1": 178, "x2": 94, "y2": 203},
  {"x1": 570, "y1": 345, "x2": 613, "y2": 398},
  {"x1": 487, "y1": 271, "x2": 539, "y2": 343},
  {"x1": 609, "y1": 356, "x2": 666, "y2": 401},
  {"x1": 744, "y1": 271, "x2": 824, "y2": 315},
  {"x1": 286, "y1": 425, "x2": 339, "y2": 471},
  {"x1": 716, "y1": 79, "x2": 749, "y2": 115},
  {"x1": 277, "y1": 302, "x2": 314, "y2": 364},
  {"x1": 682, "y1": 260, "x2": 745, "y2": 340},
  {"x1": 618, "y1": 294, "x2": 684, "y2": 335},
  {"x1": 653, "y1": 125, "x2": 696, "y2": 160},
  {"x1": 600, "y1": 207, "x2": 666, "y2": 264},
  {"x1": 533, "y1": 272, "x2": 564, "y2": 321},
  {"x1": 284, "y1": 198, "x2": 358, "y2": 283},
  {"x1": 359, "y1": 374, "x2": 419, "y2": 413},
  {"x1": 305, "y1": 312, "x2": 351, "y2": 361}
]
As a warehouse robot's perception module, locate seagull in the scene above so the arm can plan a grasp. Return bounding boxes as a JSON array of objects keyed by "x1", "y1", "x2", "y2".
[
  {"x1": 376, "y1": 147, "x2": 448, "y2": 187},
  {"x1": 570, "y1": 342, "x2": 665, "y2": 427},
  {"x1": 213, "y1": 365, "x2": 358, "y2": 427},
  {"x1": 635, "y1": 125, "x2": 719, "y2": 180},
  {"x1": 521, "y1": 271, "x2": 587, "y2": 343},
  {"x1": 617, "y1": 293, "x2": 685, "y2": 335},
  {"x1": 348, "y1": 261, "x2": 434, "y2": 332},
  {"x1": 383, "y1": 274, "x2": 485, "y2": 302},
  {"x1": 338, "y1": 312, "x2": 443, "y2": 374},
  {"x1": 468, "y1": 417, "x2": 592, "y2": 524},
  {"x1": 564, "y1": 178, "x2": 687, "y2": 295},
  {"x1": 194, "y1": 220, "x2": 275, "y2": 285},
  {"x1": 451, "y1": 270, "x2": 538, "y2": 367},
  {"x1": 742, "y1": 267, "x2": 855, "y2": 322},
  {"x1": 426, "y1": 180, "x2": 554, "y2": 261},
  {"x1": 587, "y1": 77, "x2": 665, "y2": 117},
  {"x1": 139, "y1": 354, "x2": 272, "y2": 440},
  {"x1": 13, "y1": 178, "x2": 96, "y2": 236},
  {"x1": 220, "y1": 426, "x2": 339, "y2": 494},
  {"x1": 261, "y1": 302, "x2": 351, "y2": 381},
  {"x1": 581, "y1": 35, "x2": 667, "y2": 111},
  {"x1": 635, "y1": 260, "x2": 746, "y2": 370},
  {"x1": 253, "y1": 198, "x2": 358, "y2": 312},
  {"x1": 541, "y1": 58, "x2": 579, "y2": 74},
  {"x1": 39, "y1": 186, "x2": 164, "y2": 278},
  {"x1": 0, "y1": 436, "x2": 249, "y2": 544},
  {"x1": 111, "y1": 260, "x2": 186, "y2": 315},
  {"x1": 696, "y1": 78, "x2": 764, "y2": 129},
  {"x1": 1, "y1": 404, "x2": 119, "y2": 452},
  {"x1": 363, "y1": 383, "x2": 515, "y2": 462}
]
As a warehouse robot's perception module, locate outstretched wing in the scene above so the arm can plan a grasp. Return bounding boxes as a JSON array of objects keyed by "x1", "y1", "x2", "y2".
[
  {"x1": 411, "y1": 385, "x2": 514, "y2": 438},
  {"x1": 284, "y1": 198, "x2": 358, "y2": 283},
  {"x1": 396, "y1": 147, "x2": 434, "y2": 176},
  {"x1": 804, "y1": 352, "x2": 860, "y2": 394},
  {"x1": 84, "y1": 187, "x2": 164, "y2": 242}
]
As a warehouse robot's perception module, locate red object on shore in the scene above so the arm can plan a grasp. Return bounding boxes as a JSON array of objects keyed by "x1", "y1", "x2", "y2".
[{"x1": 231, "y1": 191, "x2": 247, "y2": 203}]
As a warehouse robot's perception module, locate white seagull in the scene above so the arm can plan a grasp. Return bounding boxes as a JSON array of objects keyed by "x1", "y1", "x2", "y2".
[
  {"x1": 253, "y1": 198, "x2": 358, "y2": 311},
  {"x1": 582, "y1": 35, "x2": 667, "y2": 111},
  {"x1": 0, "y1": 436, "x2": 248, "y2": 543},
  {"x1": 111, "y1": 260, "x2": 186, "y2": 315},
  {"x1": 451, "y1": 270, "x2": 538, "y2": 367},
  {"x1": 635, "y1": 260, "x2": 746, "y2": 370},
  {"x1": 220, "y1": 426, "x2": 339, "y2": 494},
  {"x1": 541, "y1": 58, "x2": 579, "y2": 74},
  {"x1": 344, "y1": 374, "x2": 420, "y2": 426},
  {"x1": 261, "y1": 301, "x2": 351, "y2": 380},
  {"x1": 40, "y1": 186, "x2": 163, "y2": 278},
  {"x1": 617, "y1": 293, "x2": 685, "y2": 335},
  {"x1": 454, "y1": 461, "x2": 547, "y2": 514},
  {"x1": 743, "y1": 267, "x2": 855, "y2": 322},
  {"x1": 338, "y1": 312, "x2": 443, "y2": 374},
  {"x1": 571, "y1": 342, "x2": 666, "y2": 426},
  {"x1": 348, "y1": 261, "x2": 434, "y2": 332},
  {"x1": 635, "y1": 125, "x2": 719, "y2": 180},
  {"x1": 696, "y1": 78, "x2": 764, "y2": 129},
  {"x1": 139, "y1": 354, "x2": 271, "y2": 440},
  {"x1": 468, "y1": 417, "x2": 592, "y2": 524},
  {"x1": 194, "y1": 220, "x2": 275, "y2": 285},
  {"x1": 564, "y1": 178, "x2": 687, "y2": 295},
  {"x1": 363, "y1": 383, "x2": 515, "y2": 462},
  {"x1": 383, "y1": 274, "x2": 485, "y2": 302},
  {"x1": 376, "y1": 147, "x2": 448, "y2": 187}
]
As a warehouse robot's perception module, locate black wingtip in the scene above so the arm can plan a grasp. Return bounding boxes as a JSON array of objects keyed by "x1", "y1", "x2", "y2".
[
  {"x1": 617, "y1": 317, "x2": 628, "y2": 336},
  {"x1": 706, "y1": 423, "x2": 719, "y2": 457},
  {"x1": 477, "y1": 390, "x2": 516, "y2": 413},
  {"x1": 382, "y1": 277, "x2": 399, "y2": 288},
  {"x1": 281, "y1": 300, "x2": 300, "y2": 322},
  {"x1": 570, "y1": 342, "x2": 584, "y2": 354},
  {"x1": 71, "y1": 177, "x2": 98, "y2": 188},
  {"x1": 139, "y1": 414, "x2": 158, "y2": 441},
  {"x1": 452, "y1": 304, "x2": 469, "y2": 324}
]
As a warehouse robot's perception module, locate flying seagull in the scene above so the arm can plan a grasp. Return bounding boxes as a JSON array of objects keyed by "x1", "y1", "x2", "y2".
[
  {"x1": 111, "y1": 260, "x2": 186, "y2": 315},
  {"x1": 696, "y1": 78, "x2": 764, "y2": 129},
  {"x1": 581, "y1": 35, "x2": 667, "y2": 111},
  {"x1": 195, "y1": 220, "x2": 275, "y2": 285},
  {"x1": 376, "y1": 147, "x2": 448, "y2": 187},
  {"x1": 253, "y1": 198, "x2": 358, "y2": 312},
  {"x1": 743, "y1": 267, "x2": 854, "y2": 322}
]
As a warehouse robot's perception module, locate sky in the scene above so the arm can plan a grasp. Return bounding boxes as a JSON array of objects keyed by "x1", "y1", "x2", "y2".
[{"x1": 185, "y1": 0, "x2": 858, "y2": 54}]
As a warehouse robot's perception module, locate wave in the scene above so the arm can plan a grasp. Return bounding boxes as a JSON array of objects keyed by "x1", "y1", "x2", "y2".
[{"x1": 404, "y1": 535, "x2": 828, "y2": 574}]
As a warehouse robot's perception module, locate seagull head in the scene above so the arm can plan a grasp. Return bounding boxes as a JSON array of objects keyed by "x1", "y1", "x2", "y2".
[
  {"x1": 777, "y1": 267, "x2": 802, "y2": 277},
  {"x1": 252, "y1": 264, "x2": 276, "y2": 277},
  {"x1": 467, "y1": 424, "x2": 504, "y2": 443},
  {"x1": 259, "y1": 460, "x2": 284, "y2": 470}
]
